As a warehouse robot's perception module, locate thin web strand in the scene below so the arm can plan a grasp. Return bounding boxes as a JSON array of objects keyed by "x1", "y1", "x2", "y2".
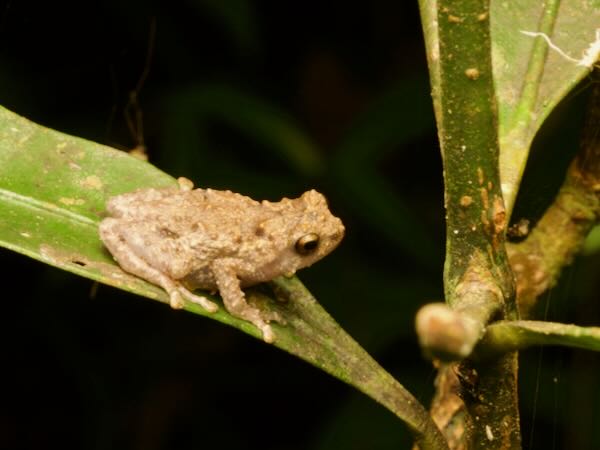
[{"x1": 520, "y1": 29, "x2": 600, "y2": 69}]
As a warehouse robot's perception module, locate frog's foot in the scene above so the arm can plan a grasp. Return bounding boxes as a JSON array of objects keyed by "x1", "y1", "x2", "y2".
[
  {"x1": 247, "y1": 295, "x2": 285, "y2": 324},
  {"x1": 177, "y1": 286, "x2": 219, "y2": 313},
  {"x1": 212, "y1": 260, "x2": 278, "y2": 343}
]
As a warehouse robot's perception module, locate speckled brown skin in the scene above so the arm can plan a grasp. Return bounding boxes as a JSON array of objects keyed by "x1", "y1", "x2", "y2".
[{"x1": 99, "y1": 178, "x2": 345, "y2": 343}]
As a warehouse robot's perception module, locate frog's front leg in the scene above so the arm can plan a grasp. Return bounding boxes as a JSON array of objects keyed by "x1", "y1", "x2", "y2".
[
  {"x1": 211, "y1": 259, "x2": 275, "y2": 343},
  {"x1": 100, "y1": 218, "x2": 218, "y2": 313}
]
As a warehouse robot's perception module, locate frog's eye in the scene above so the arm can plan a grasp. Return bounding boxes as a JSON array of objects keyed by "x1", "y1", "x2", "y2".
[{"x1": 295, "y1": 233, "x2": 320, "y2": 255}]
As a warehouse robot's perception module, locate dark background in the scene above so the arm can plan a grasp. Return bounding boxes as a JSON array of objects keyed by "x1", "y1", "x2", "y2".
[{"x1": 0, "y1": 1, "x2": 599, "y2": 449}]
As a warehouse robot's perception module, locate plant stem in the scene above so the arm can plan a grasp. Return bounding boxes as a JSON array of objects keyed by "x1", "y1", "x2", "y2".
[
  {"x1": 434, "y1": 0, "x2": 514, "y2": 309},
  {"x1": 418, "y1": 0, "x2": 521, "y2": 447},
  {"x1": 420, "y1": 0, "x2": 516, "y2": 353},
  {"x1": 477, "y1": 320, "x2": 600, "y2": 357},
  {"x1": 418, "y1": 0, "x2": 442, "y2": 124},
  {"x1": 508, "y1": 81, "x2": 600, "y2": 316}
]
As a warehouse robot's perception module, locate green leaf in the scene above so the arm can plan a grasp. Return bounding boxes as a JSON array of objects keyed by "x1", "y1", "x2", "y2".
[
  {"x1": 419, "y1": 0, "x2": 600, "y2": 215},
  {"x1": 0, "y1": 105, "x2": 447, "y2": 450},
  {"x1": 0, "y1": 106, "x2": 175, "y2": 300},
  {"x1": 493, "y1": 0, "x2": 600, "y2": 214}
]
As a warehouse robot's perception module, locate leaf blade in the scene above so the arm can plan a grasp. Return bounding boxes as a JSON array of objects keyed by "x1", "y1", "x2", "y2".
[
  {"x1": 0, "y1": 105, "x2": 447, "y2": 449},
  {"x1": 493, "y1": 0, "x2": 600, "y2": 213}
]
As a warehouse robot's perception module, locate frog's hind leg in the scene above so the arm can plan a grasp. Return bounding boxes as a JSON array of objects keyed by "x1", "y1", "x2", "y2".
[
  {"x1": 211, "y1": 259, "x2": 275, "y2": 343},
  {"x1": 100, "y1": 218, "x2": 218, "y2": 313},
  {"x1": 176, "y1": 287, "x2": 219, "y2": 313}
]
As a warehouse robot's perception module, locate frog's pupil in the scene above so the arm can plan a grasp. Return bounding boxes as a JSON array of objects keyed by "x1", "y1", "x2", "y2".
[
  {"x1": 296, "y1": 233, "x2": 320, "y2": 254},
  {"x1": 304, "y1": 240, "x2": 317, "y2": 250}
]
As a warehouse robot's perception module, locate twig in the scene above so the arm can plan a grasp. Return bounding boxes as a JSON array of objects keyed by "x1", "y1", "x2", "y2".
[{"x1": 508, "y1": 81, "x2": 600, "y2": 316}]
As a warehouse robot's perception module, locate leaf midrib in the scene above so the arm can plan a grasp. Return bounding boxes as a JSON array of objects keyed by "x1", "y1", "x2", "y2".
[{"x1": 0, "y1": 187, "x2": 98, "y2": 227}]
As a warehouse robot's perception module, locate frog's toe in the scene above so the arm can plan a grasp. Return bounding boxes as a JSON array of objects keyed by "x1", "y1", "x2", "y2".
[
  {"x1": 179, "y1": 287, "x2": 219, "y2": 313},
  {"x1": 168, "y1": 290, "x2": 185, "y2": 309},
  {"x1": 260, "y1": 323, "x2": 275, "y2": 344},
  {"x1": 176, "y1": 177, "x2": 194, "y2": 191}
]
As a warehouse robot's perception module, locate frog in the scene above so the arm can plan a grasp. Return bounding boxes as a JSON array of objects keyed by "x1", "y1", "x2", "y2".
[{"x1": 99, "y1": 177, "x2": 345, "y2": 343}]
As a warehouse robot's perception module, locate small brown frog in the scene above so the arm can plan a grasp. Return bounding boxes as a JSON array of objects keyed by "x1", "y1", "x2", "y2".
[{"x1": 99, "y1": 178, "x2": 344, "y2": 343}]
